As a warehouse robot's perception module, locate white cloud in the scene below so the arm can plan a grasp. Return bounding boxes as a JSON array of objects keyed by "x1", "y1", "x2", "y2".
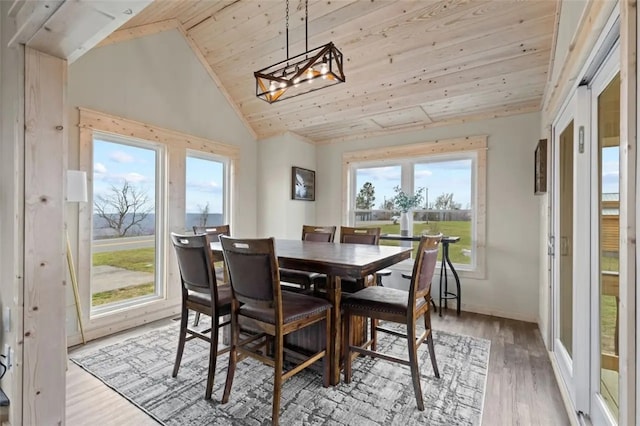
[
  {"x1": 122, "y1": 172, "x2": 147, "y2": 183},
  {"x1": 94, "y1": 162, "x2": 107, "y2": 174},
  {"x1": 109, "y1": 150, "x2": 134, "y2": 163},
  {"x1": 414, "y1": 169, "x2": 433, "y2": 178}
]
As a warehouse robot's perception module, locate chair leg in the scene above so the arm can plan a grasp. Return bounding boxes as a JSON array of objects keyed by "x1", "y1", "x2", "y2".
[
  {"x1": 323, "y1": 314, "x2": 331, "y2": 388},
  {"x1": 424, "y1": 314, "x2": 440, "y2": 379},
  {"x1": 193, "y1": 311, "x2": 201, "y2": 327},
  {"x1": 343, "y1": 311, "x2": 353, "y2": 383},
  {"x1": 272, "y1": 332, "x2": 284, "y2": 426},
  {"x1": 427, "y1": 333, "x2": 440, "y2": 379},
  {"x1": 205, "y1": 315, "x2": 219, "y2": 399},
  {"x1": 430, "y1": 297, "x2": 438, "y2": 314},
  {"x1": 172, "y1": 304, "x2": 189, "y2": 377},
  {"x1": 407, "y1": 320, "x2": 424, "y2": 411},
  {"x1": 371, "y1": 318, "x2": 377, "y2": 352},
  {"x1": 222, "y1": 309, "x2": 239, "y2": 404}
]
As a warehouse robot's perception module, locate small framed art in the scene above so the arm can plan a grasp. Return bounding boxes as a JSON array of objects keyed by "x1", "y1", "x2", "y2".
[
  {"x1": 534, "y1": 139, "x2": 547, "y2": 195},
  {"x1": 292, "y1": 166, "x2": 315, "y2": 201}
]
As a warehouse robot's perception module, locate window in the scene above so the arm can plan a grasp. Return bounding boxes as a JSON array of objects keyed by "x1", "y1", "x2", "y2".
[
  {"x1": 344, "y1": 136, "x2": 486, "y2": 276},
  {"x1": 185, "y1": 153, "x2": 227, "y2": 231},
  {"x1": 91, "y1": 134, "x2": 164, "y2": 313}
]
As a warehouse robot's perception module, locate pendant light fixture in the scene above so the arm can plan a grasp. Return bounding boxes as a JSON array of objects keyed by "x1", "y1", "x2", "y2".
[{"x1": 254, "y1": 0, "x2": 345, "y2": 104}]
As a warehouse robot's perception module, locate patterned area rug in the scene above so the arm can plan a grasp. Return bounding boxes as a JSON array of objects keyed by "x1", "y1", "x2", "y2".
[{"x1": 70, "y1": 319, "x2": 490, "y2": 426}]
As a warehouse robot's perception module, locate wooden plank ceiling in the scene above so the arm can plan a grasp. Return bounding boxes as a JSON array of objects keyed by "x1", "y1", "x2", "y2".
[{"x1": 115, "y1": 0, "x2": 558, "y2": 143}]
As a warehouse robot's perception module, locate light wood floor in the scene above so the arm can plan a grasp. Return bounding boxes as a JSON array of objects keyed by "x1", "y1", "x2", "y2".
[{"x1": 66, "y1": 311, "x2": 570, "y2": 426}]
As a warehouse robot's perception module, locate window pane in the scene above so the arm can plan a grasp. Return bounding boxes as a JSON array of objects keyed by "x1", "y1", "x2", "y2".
[
  {"x1": 91, "y1": 138, "x2": 159, "y2": 311},
  {"x1": 185, "y1": 155, "x2": 225, "y2": 230},
  {"x1": 353, "y1": 165, "x2": 401, "y2": 237},
  {"x1": 414, "y1": 159, "x2": 473, "y2": 265}
]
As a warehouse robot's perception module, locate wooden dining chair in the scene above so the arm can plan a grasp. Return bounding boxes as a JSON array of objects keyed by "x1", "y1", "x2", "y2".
[
  {"x1": 279, "y1": 225, "x2": 336, "y2": 293},
  {"x1": 192, "y1": 224, "x2": 230, "y2": 326},
  {"x1": 342, "y1": 234, "x2": 442, "y2": 411},
  {"x1": 219, "y1": 236, "x2": 331, "y2": 426},
  {"x1": 170, "y1": 233, "x2": 232, "y2": 400},
  {"x1": 338, "y1": 226, "x2": 382, "y2": 293}
]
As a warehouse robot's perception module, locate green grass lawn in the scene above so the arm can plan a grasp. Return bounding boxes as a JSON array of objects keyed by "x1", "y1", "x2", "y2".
[
  {"x1": 92, "y1": 248, "x2": 156, "y2": 305},
  {"x1": 361, "y1": 221, "x2": 472, "y2": 264}
]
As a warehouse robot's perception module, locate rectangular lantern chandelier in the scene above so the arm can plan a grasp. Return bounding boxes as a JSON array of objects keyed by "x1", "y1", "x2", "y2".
[{"x1": 254, "y1": 0, "x2": 345, "y2": 104}]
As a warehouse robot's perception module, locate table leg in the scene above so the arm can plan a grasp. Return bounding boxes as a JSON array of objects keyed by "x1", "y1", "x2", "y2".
[
  {"x1": 326, "y1": 274, "x2": 342, "y2": 385},
  {"x1": 444, "y1": 244, "x2": 462, "y2": 315}
]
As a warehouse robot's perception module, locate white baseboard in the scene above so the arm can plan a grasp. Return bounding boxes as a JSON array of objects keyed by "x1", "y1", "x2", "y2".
[{"x1": 458, "y1": 303, "x2": 537, "y2": 323}]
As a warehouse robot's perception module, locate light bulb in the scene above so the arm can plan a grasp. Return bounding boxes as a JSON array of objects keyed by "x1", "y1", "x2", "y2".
[
  {"x1": 307, "y1": 67, "x2": 314, "y2": 82},
  {"x1": 320, "y1": 63, "x2": 328, "y2": 75},
  {"x1": 269, "y1": 81, "x2": 276, "y2": 93},
  {"x1": 279, "y1": 82, "x2": 287, "y2": 89}
]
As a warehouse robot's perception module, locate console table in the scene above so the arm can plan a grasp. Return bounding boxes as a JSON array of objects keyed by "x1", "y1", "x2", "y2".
[{"x1": 380, "y1": 234, "x2": 461, "y2": 316}]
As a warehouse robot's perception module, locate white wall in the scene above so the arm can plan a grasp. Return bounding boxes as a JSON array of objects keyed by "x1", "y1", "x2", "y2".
[
  {"x1": 316, "y1": 112, "x2": 542, "y2": 322},
  {"x1": 257, "y1": 132, "x2": 317, "y2": 238},
  {"x1": 66, "y1": 29, "x2": 257, "y2": 336}
]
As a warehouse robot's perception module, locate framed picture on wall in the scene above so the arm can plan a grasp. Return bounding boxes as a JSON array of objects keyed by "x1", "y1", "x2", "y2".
[
  {"x1": 534, "y1": 139, "x2": 547, "y2": 195},
  {"x1": 292, "y1": 166, "x2": 315, "y2": 201}
]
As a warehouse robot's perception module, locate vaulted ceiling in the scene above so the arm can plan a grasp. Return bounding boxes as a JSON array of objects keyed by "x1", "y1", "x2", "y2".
[{"x1": 111, "y1": 0, "x2": 558, "y2": 143}]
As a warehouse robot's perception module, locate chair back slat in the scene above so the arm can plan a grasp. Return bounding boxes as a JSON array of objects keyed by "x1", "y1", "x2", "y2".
[
  {"x1": 193, "y1": 224, "x2": 231, "y2": 242},
  {"x1": 409, "y1": 234, "x2": 442, "y2": 302},
  {"x1": 339, "y1": 226, "x2": 380, "y2": 245},
  {"x1": 302, "y1": 225, "x2": 336, "y2": 242},
  {"x1": 220, "y1": 236, "x2": 280, "y2": 308},
  {"x1": 171, "y1": 233, "x2": 216, "y2": 295}
]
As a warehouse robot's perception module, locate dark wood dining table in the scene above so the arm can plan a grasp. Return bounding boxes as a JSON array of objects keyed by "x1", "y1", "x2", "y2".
[{"x1": 211, "y1": 239, "x2": 412, "y2": 384}]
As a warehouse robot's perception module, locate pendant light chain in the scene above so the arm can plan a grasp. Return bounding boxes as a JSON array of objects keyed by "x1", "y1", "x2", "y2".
[
  {"x1": 285, "y1": 0, "x2": 289, "y2": 60},
  {"x1": 305, "y1": 0, "x2": 308, "y2": 53}
]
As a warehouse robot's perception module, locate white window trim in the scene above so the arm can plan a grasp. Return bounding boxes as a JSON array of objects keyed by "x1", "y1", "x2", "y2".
[
  {"x1": 76, "y1": 108, "x2": 239, "y2": 342},
  {"x1": 90, "y1": 131, "x2": 167, "y2": 317},
  {"x1": 342, "y1": 135, "x2": 487, "y2": 279}
]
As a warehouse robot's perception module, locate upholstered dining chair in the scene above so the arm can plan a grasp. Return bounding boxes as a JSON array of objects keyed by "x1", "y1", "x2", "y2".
[
  {"x1": 192, "y1": 224, "x2": 230, "y2": 326},
  {"x1": 279, "y1": 225, "x2": 336, "y2": 293},
  {"x1": 342, "y1": 234, "x2": 442, "y2": 411},
  {"x1": 219, "y1": 236, "x2": 331, "y2": 426},
  {"x1": 170, "y1": 233, "x2": 232, "y2": 400},
  {"x1": 337, "y1": 226, "x2": 382, "y2": 293}
]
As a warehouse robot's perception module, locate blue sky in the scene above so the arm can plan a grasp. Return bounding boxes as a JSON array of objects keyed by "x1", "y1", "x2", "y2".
[
  {"x1": 93, "y1": 139, "x2": 224, "y2": 213},
  {"x1": 601, "y1": 146, "x2": 619, "y2": 194},
  {"x1": 356, "y1": 159, "x2": 472, "y2": 209}
]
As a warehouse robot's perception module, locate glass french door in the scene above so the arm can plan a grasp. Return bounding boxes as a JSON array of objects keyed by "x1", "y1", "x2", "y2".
[
  {"x1": 551, "y1": 92, "x2": 578, "y2": 403},
  {"x1": 551, "y1": 43, "x2": 621, "y2": 425}
]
